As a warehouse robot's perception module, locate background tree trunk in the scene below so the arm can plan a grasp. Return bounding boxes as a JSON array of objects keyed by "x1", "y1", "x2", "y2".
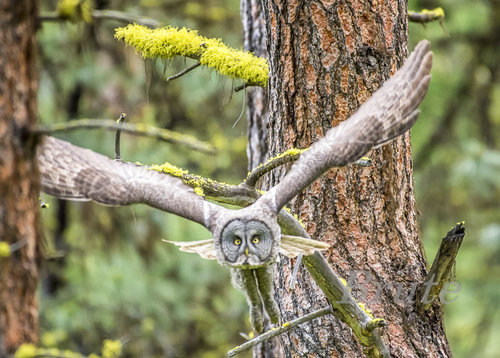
[
  {"x1": 244, "y1": 0, "x2": 453, "y2": 356},
  {"x1": 0, "y1": 1, "x2": 39, "y2": 355},
  {"x1": 242, "y1": 0, "x2": 269, "y2": 171}
]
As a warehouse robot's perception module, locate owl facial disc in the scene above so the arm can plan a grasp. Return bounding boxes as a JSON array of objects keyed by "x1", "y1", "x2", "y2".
[{"x1": 220, "y1": 219, "x2": 274, "y2": 268}]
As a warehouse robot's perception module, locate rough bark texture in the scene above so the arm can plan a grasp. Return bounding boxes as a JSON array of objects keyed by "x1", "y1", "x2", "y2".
[
  {"x1": 241, "y1": 0, "x2": 269, "y2": 171},
  {"x1": 0, "y1": 1, "x2": 39, "y2": 355},
  {"x1": 243, "y1": 0, "x2": 453, "y2": 356}
]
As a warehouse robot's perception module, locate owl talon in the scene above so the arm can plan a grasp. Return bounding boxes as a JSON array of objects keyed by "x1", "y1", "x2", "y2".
[
  {"x1": 265, "y1": 299, "x2": 280, "y2": 324},
  {"x1": 250, "y1": 304, "x2": 264, "y2": 333}
]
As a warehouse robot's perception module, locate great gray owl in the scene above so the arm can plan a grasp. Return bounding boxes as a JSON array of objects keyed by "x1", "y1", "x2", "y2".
[{"x1": 37, "y1": 40, "x2": 432, "y2": 333}]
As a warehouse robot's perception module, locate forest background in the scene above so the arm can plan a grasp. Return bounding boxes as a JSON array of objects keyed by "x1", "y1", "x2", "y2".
[{"x1": 33, "y1": 0, "x2": 499, "y2": 357}]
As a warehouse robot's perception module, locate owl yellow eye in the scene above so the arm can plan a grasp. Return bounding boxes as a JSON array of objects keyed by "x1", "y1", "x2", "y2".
[
  {"x1": 252, "y1": 236, "x2": 260, "y2": 244},
  {"x1": 234, "y1": 237, "x2": 242, "y2": 245}
]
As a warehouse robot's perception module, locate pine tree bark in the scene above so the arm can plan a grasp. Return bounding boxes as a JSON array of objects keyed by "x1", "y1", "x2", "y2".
[
  {"x1": 242, "y1": 0, "x2": 269, "y2": 171},
  {"x1": 243, "y1": 0, "x2": 453, "y2": 356},
  {"x1": 0, "y1": 1, "x2": 39, "y2": 355}
]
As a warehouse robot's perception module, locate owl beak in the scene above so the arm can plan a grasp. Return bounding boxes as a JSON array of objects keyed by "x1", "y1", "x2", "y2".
[{"x1": 245, "y1": 247, "x2": 249, "y2": 256}]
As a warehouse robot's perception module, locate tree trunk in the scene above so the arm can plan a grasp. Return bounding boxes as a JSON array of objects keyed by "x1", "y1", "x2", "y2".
[
  {"x1": 0, "y1": 1, "x2": 39, "y2": 355},
  {"x1": 243, "y1": 0, "x2": 452, "y2": 356},
  {"x1": 242, "y1": 0, "x2": 269, "y2": 171}
]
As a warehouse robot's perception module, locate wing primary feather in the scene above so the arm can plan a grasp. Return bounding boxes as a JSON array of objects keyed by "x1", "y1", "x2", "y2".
[
  {"x1": 256, "y1": 40, "x2": 433, "y2": 213},
  {"x1": 37, "y1": 136, "x2": 227, "y2": 229},
  {"x1": 162, "y1": 239, "x2": 217, "y2": 260},
  {"x1": 280, "y1": 235, "x2": 330, "y2": 258}
]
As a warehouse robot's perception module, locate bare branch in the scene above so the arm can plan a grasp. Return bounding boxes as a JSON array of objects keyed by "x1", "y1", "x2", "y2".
[
  {"x1": 227, "y1": 307, "x2": 333, "y2": 357},
  {"x1": 408, "y1": 7, "x2": 445, "y2": 24},
  {"x1": 416, "y1": 222, "x2": 466, "y2": 312},
  {"x1": 32, "y1": 119, "x2": 216, "y2": 154},
  {"x1": 39, "y1": 9, "x2": 161, "y2": 28},
  {"x1": 114, "y1": 113, "x2": 126, "y2": 160},
  {"x1": 245, "y1": 149, "x2": 306, "y2": 187},
  {"x1": 234, "y1": 84, "x2": 246, "y2": 92},
  {"x1": 166, "y1": 62, "x2": 201, "y2": 82}
]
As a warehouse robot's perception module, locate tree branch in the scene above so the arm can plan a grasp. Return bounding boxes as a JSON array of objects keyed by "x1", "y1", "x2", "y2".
[
  {"x1": 245, "y1": 152, "x2": 372, "y2": 188},
  {"x1": 277, "y1": 211, "x2": 389, "y2": 357},
  {"x1": 39, "y1": 9, "x2": 161, "y2": 28},
  {"x1": 227, "y1": 307, "x2": 333, "y2": 357},
  {"x1": 114, "y1": 113, "x2": 126, "y2": 160},
  {"x1": 166, "y1": 62, "x2": 201, "y2": 82},
  {"x1": 150, "y1": 159, "x2": 389, "y2": 356},
  {"x1": 32, "y1": 119, "x2": 216, "y2": 154},
  {"x1": 408, "y1": 7, "x2": 445, "y2": 24},
  {"x1": 245, "y1": 148, "x2": 306, "y2": 187},
  {"x1": 416, "y1": 222, "x2": 466, "y2": 312},
  {"x1": 114, "y1": 24, "x2": 268, "y2": 87}
]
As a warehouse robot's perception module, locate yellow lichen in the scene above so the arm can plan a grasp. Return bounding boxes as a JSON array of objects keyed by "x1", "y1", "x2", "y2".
[
  {"x1": 102, "y1": 339, "x2": 122, "y2": 358},
  {"x1": 150, "y1": 162, "x2": 188, "y2": 177},
  {"x1": 422, "y1": 7, "x2": 445, "y2": 18},
  {"x1": 15, "y1": 344, "x2": 37, "y2": 358},
  {"x1": 193, "y1": 186, "x2": 205, "y2": 197},
  {"x1": 56, "y1": 0, "x2": 93, "y2": 23},
  {"x1": 358, "y1": 302, "x2": 374, "y2": 319},
  {"x1": 114, "y1": 24, "x2": 268, "y2": 86},
  {"x1": 272, "y1": 148, "x2": 307, "y2": 160},
  {"x1": 0, "y1": 242, "x2": 11, "y2": 258}
]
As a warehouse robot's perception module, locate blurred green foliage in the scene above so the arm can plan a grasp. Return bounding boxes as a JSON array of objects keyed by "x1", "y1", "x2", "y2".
[
  {"x1": 36, "y1": 0, "x2": 499, "y2": 357},
  {"x1": 409, "y1": 0, "x2": 499, "y2": 357},
  {"x1": 38, "y1": 0, "x2": 251, "y2": 357}
]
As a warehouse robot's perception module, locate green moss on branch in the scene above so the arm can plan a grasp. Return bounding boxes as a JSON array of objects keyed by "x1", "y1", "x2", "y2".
[{"x1": 114, "y1": 24, "x2": 268, "y2": 86}]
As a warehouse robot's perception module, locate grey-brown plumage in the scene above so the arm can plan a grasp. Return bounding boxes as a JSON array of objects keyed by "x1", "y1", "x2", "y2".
[
  {"x1": 38, "y1": 136, "x2": 227, "y2": 227},
  {"x1": 37, "y1": 40, "x2": 433, "y2": 332},
  {"x1": 258, "y1": 40, "x2": 433, "y2": 213}
]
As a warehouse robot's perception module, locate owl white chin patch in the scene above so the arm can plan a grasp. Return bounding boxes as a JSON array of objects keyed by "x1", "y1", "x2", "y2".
[{"x1": 230, "y1": 254, "x2": 274, "y2": 269}]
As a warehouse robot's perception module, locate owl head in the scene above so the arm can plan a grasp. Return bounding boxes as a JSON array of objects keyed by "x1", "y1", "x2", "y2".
[{"x1": 212, "y1": 206, "x2": 281, "y2": 268}]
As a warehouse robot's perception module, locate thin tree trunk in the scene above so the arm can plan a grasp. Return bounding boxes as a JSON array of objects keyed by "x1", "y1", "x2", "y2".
[
  {"x1": 242, "y1": 0, "x2": 269, "y2": 172},
  {"x1": 243, "y1": 0, "x2": 452, "y2": 356},
  {"x1": 0, "y1": 1, "x2": 39, "y2": 355}
]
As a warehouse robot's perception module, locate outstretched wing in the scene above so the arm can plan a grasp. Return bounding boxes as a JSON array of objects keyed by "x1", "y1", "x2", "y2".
[
  {"x1": 37, "y1": 136, "x2": 227, "y2": 229},
  {"x1": 257, "y1": 40, "x2": 433, "y2": 213},
  {"x1": 164, "y1": 235, "x2": 329, "y2": 260}
]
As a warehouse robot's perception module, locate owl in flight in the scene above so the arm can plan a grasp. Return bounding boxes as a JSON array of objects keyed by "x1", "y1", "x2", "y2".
[{"x1": 38, "y1": 40, "x2": 432, "y2": 332}]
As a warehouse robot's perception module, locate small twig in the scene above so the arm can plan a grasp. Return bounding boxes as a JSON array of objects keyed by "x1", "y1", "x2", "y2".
[
  {"x1": 0, "y1": 238, "x2": 29, "y2": 258},
  {"x1": 114, "y1": 113, "x2": 126, "y2": 160},
  {"x1": 234, "y1": 84, "x2": 246, "y2": 92},
  {"x1": 227, "y1": 307, "x2": 333, "y2": 357},
  {"x1": 9, "y1": 238, "x2": 29, "y2": 253},
  {"x1": 245, "y1": 148, "x2": 306, "y2": 187},
  {"x1": 234, "y1": 82, "x2": 261, "y2": 92},
  {"x1": 39, "y1": 9, "x2": 161, "y2": 28},
  {"x1": 416, "y1": 222, "x2": 466, "y2": 312},
  {"x1": 32, "y1": 119, "x2": 216, "y2": 154},
  {"x1": 166, "y1": 62, "x2": 201, "y2": 82},
  {"x1": 289, "y1": 254, "x2": 303, "y2": 290},
  {"x1": 408, "y1": 7, "x2": 445, "y2": 24}
]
